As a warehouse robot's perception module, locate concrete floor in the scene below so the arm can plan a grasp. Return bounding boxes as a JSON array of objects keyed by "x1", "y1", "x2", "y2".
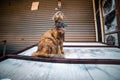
[{"x1": 0, "y1": 42, "x2": 120, "y2": 80}]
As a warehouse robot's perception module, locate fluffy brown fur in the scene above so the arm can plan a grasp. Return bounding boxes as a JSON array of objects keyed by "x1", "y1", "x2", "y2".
[{"x1": 32, "y1": 11, "x2": 65, "y2": 57}]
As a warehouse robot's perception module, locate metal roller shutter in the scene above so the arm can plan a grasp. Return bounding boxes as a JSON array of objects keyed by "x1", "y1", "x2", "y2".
[
  {"x1": 62, "y1": 0, "x2": 95, "y2": 41},
  {"x1": 0, "y1": 0, "x2": 95, "y2": 53}
]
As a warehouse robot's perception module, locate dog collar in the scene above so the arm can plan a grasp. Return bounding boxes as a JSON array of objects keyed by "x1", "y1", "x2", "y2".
[{"x1": 55, "y1": 21, "x2": 67, "y2": 28}]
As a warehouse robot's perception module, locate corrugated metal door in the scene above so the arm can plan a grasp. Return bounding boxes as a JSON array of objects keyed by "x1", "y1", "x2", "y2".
[
  {"x1": 0, "y1": 0, "x2": 95, "y2": 53},
  {"x1": 63, "y1": 0, "x2": 95, "y2": 41}
]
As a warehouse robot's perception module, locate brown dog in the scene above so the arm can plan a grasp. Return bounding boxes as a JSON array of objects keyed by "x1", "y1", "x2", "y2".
[{"x1": 32, "y1": 11, "x2": 67, "y2": 57}]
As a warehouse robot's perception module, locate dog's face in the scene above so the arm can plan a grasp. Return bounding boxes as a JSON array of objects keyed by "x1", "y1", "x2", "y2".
[{"x1": 52, "y1": 11, "x2": 64, "y2": 21}]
